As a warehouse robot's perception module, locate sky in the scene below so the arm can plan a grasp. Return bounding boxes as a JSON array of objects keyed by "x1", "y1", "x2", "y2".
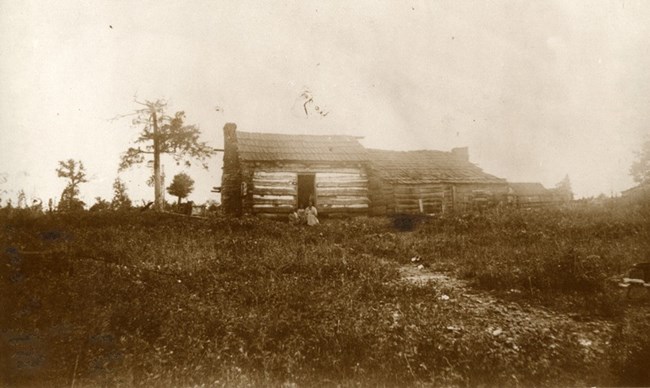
[{"x1": 1, "y1": 0, "x2": 649, "y2": 207}]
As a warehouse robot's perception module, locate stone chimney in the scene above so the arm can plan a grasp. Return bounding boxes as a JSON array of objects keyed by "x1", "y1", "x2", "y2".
[
  {"x1": 223, "y1": 122, "x2": 237, "y2": 145},
  {"x1": 221, "y1": 123, "x2": 241, "y2": 216},
  {"x1": 451, "y1": 147, "x2": 469, "y2": 162}
]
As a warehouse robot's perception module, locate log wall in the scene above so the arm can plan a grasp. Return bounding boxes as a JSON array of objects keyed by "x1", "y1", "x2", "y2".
[
  {"x1": 316, "y1": 172, "x2": 368, "y2": 216},
  {"x1": 240, "y1": 162, "x2": 369, "y2": 218},
  {"x1": 368, "y1": 178, "x2": 509, "y2": 215},
  {"x1": 392, "y1": 184, "x2": 446, "y2": 214},
  {"x1": 508, "y1": 194, "x2": 557, "y2": 208},
  {"x1": 449, "y1": 183, "x2": 509, "y2": 212}
]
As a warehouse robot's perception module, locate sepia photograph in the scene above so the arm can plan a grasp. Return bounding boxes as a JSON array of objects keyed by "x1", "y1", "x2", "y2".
[{"x1": 1, "y1": 1, "x2": 649, "y2": 386}]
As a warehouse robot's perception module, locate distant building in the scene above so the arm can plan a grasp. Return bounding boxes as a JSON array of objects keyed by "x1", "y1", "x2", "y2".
[
  {"x1": 621, "y1": 182, "x2": 650, "y2": 204},
  {"x1": 219, "y1": 123, "x2": 508, "y2": 218},
  {"x1": 507, "y1": 182, "x2": 556, "y2": 208}
]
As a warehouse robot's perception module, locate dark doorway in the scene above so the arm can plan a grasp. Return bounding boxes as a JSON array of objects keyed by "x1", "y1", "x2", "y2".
[{"x1": 297, "y1": 174, "x2": 316, "y2": 208}]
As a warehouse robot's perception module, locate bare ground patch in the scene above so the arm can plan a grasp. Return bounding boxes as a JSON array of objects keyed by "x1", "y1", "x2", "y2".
[{"x1": 398, "y1": 263, "x2": 616, "y2": 362}]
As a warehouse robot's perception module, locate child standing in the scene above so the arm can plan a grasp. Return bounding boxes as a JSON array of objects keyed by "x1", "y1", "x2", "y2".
[{"x1": 305, "y1": 203, "x2": 319, "y2": 226}]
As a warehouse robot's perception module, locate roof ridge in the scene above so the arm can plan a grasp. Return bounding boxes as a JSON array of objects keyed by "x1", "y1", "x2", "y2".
[{"x1": 237, "y1": 130, "x2": 361, "y2": 139}]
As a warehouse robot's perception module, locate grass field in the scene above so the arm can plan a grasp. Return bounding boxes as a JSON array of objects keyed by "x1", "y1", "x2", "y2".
[{"x1": 2, "y1": 204, "x2": 649, "y2": 387}]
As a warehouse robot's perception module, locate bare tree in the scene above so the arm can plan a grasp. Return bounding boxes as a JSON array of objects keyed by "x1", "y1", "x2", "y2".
[{"x1": 116, "y1": 99, "x2": 215, "y2": 211}]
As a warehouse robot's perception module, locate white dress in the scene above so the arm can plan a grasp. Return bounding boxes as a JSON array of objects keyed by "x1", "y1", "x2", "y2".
[{"x1": 306, "y1": 206, "x2": 319, "y2": 226}]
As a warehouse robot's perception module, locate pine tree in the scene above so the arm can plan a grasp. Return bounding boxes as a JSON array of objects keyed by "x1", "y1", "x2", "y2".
[
  {"x1": 56, "y1": 159, "x2": 87, "y2": 212},
  {"x1": 111, "y1": 177, "x2": 132, "y2": 210},
  {"x1": 167, "y1": 172, "x2": 195, "y2": 205},
  {"x1": 629, "y1": 139, "x2": 650, "y2": 184},
  {"x1": 554, "y1": 174, "x2": 574, "y2": 202}
]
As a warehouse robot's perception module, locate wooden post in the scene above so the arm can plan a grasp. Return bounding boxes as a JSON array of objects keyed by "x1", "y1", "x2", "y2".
[
  {"x1": 451, "y1": 185, "x2": 457, "y2": 212},
  {"x1": 152, "y1": 109, "x2": 162, "y2": 211}
]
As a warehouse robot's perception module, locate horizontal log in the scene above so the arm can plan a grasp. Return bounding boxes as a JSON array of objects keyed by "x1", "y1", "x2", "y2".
[
  {"x1": 252, "y1": 199, "x2": 295, "y2": 206},
  {"x1": 394, "y1": 188, "x2": 445, "y2": 195},
  {"x1": 253, "y1": 187, "x2": 296, "y2": 196},
  {"x1": 393, "y1": 191, "x2": 445, "y2": 198},
  {"x1": 317, "y1": 177, "x2": 367, "y2": 184},
  {"x1": 318, "y1": 199, "x2": 370, "y2": 206},
  {"x1": 396, "y1": 197, "x2": 444, "y2": 203},
  {"x1": 322, "y1": 187, "x2": 370, "y2": 194},
  {"x1": 252, "y1": 203, "x2": 294, "y2": 209},
  {"x1": 321, "y1": 203, "x2": 369, "y2": 209},
  {"x1": 393, "y1": 197, "x2": 444, "y2": 203},
  {"x1": 394, "y1": 200, "x2": 443, "y2": 207},
  {"x1": 394, "y1": 183, "x2": 445, "y2": 188},
  {"x1": 316, "y1": 188, "x2": 368, "y2": 196},
  {"x1": 252, "y1": 179, "x2": 296, "y2": 187},
  {"x1": 253, "y1": 172, "x2": 296, "y2": 180},
  {"x1": 317, "y1": 173, "x2": 367, "y2": 179},
  {"x1": 319, "y1": 196, "x2": 370, "y2": 203},
  {"x1": 254, "y1": 185, "x2": 297, "y2": 192},
  {"x1": 316, "y1": 180, "x2": 368, "y2": 188},
  {"x1": 313, "y1": 172, "x2": 366, "y2": 178},
  {"x1": 393, "y1": 193, "x2": 444, "y2": 200},
  {"x1": 253, "y1": 194, "x2": 294, "y2": 201},
  {"x1": 318, "y1": 194, "x2": 368, "y2": 200}
]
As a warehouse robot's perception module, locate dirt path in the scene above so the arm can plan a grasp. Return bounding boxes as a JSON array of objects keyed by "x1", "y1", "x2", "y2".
[{"x1": 398, "y1": 264, "x2": 616, "y2": 358}]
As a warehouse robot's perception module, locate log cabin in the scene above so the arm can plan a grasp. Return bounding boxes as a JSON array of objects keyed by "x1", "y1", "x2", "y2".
[
  {"x1": 220, "y1": 123, "x2": 370, "y2": 218},
  {"x1": 366, "y1": 148, "x2": 508, "y2": 215},
  {"x1": 220, "y1": 123, "x2": 509, "y2": 217}
]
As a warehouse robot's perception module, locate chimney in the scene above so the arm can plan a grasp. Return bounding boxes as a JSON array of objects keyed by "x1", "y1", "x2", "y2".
[
  {"x1": 222, "y1": 122, "x2": 238, "y2": 165},
  {"x1": 223, "y1": 122, "x2": 237, "y2": 144},
  {"x1": 221, "y1": 122, "x2": 241, "y2": 216},
  {"x1": 451, "y1": 147, "x2": 469, "y2": 162}
]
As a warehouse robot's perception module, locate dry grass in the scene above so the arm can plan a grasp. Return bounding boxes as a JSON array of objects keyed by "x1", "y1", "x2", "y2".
[{"x1": 1, "y1": 204, "x2": 649, "y2": 386}]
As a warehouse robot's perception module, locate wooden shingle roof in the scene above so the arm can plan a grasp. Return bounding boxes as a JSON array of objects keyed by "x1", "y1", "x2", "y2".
[
  {"x1": 368, "y1": 149, "x2": 506, "y2": 184},
  {"x1": 236, "y1": 131, "x2": 368, "y2": 162}
]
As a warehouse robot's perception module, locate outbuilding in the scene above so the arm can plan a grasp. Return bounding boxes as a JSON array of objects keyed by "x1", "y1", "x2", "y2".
[
  {"x1": 367, "y1": 148, "x2": 508, "y2": 215},
  {"x1": 507, "y1": 182, "x2": 556, "y2": 208}
]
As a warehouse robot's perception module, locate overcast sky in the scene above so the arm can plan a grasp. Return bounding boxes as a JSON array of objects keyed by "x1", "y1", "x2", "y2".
[{"x1": 1, "y1": 0, "x2": 649, "y2": 206}]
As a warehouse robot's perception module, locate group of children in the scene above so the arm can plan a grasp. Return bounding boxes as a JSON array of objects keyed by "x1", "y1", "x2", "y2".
[{"x1": 289, "y1": 203, "x2": 320, "y2": 226}]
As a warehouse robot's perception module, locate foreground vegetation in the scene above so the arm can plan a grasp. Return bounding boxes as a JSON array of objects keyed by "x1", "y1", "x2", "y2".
[{"x1": 2, "y1": 204, "x2": 649, "y2": 386}]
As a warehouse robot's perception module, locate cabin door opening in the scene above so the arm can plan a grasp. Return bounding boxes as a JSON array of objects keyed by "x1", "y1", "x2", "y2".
[{"x1": 297, "y1": 174, "x2": 316, "y2": 209}]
